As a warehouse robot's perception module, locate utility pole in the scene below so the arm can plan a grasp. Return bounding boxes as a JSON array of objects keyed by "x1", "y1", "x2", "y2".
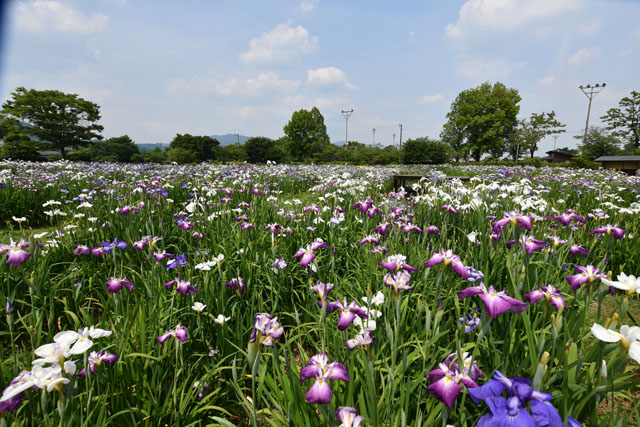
[
  {"x1": 372, "y1": 128, "x2": 376, "y2": 146},
  {"x1": 399, "y1": 124, "x2": 403, "y2": 150},
  {"x1": 553, "y1": 135, "x2": 559, "y2": 151},
  {"x1": 578, "y1": 83, "x2": 606, "y2": 144},
  {"x1": 236, "y1": 133, "x2": 240, "y2": 146},
  {"x1": 341, "y1": 109, "x2": 354, "y2": 156},
  {"x1": 393, "y1": 133, "x2": 396, "y2": 148}
]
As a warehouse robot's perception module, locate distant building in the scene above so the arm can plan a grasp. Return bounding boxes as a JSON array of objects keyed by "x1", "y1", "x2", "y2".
[
  {"x1": 594, "y1": 155, "x2": 640, "y2": 175},
  {"x1": 544, "y1": 150, "x2": 575, "y2": 163}
]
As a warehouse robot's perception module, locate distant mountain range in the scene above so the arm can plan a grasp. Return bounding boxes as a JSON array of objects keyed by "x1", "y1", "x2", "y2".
[{"x1": 137, "y1": 134, "x2": 251, "y2": 151}]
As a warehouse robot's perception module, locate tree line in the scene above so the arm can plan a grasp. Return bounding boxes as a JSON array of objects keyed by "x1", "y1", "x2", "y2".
[{"x1": 1, "y1": 85, "x2": 638, "y2": 165}]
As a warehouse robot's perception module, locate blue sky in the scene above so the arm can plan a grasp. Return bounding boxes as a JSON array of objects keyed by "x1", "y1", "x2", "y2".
[{"x1": 1, "y1": 0, "x2": 639, "y2": 154}]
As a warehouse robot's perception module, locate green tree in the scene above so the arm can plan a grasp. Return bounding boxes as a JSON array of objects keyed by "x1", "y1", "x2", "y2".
[
  {"x1": 165, "y1": 134, "x2": 220, "y2": 163},
  {"x1": 88, "y1": 135, "x2": 139, "y2": 162},
  {"x1": 600, "y1": 90, "x2": 640, "y2": 150},
  {"x1": 0, "y1": 86, "x2": 103, "y2": 158},
  {"x1": 283, "y1": 106, "x2": 330, "y2": 161},
  {"x1": 440, "y1": 119, "x2": 466, "y2": 161},
  {"x1": 444, "y1": 82, "x2": 521, "y2": 161},
  {"x1": 244, "y1": 136, "x2": 286, "y2": 164},
  {"x1": 402, "y1": 137, "x2": 450, "y2": 164},
  {"x1": 131, "y1": 146, "x2": 166, "y2": 163},
  {"x1": 520, "y1": 111, "x2": 566, "y2": 158},
  {"x1": 0, "y1": 131, "x2": 40, "y2": 160},
  {"x1": 577, "y1": 127, "x2": 622, "y2": 161}
]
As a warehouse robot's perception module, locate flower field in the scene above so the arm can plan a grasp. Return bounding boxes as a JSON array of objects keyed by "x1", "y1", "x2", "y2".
[{"x1": 1, "y1": 160, "x2": 640, "y2": 426}]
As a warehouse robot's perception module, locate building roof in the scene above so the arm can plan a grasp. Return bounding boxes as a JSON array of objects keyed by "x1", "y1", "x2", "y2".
[
  {"x1": 546, "y1": 150, "x2": 575, "y2": 155},
  {"x1": 594, "y1": 156, "x2": 640, "y2": 162}
]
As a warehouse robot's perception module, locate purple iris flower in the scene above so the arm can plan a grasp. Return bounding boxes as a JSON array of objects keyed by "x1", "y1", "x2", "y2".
[
  {"x1": 91, "y1": 247, "x2": 106, "y2": 257},
  {"x1": 493, "y1": 211, "x2": 533, "y2": 234},
  {"x1": 457, "y1": 283, "x2": 527, "y2": 318},
  {"x1": 548, "y1": 236, "x2": 567, "y2": 248},
  {"x1": 428, "y1": 352, "x2": 481, "y2": 407},
  {"x1": 300, "y1": 354, "x2": 350, "y2": 404},
  {"x1": 335, "y1": 406, "x2": 365, "y2": 427},
  {"x1": 590, "y1": 224, "x2": 625, "y2": 239},
  {"x1": 0, "y1": 239, "x2": 31, "y2": 266},
  {"x1": 77, "y1": 350, "x2": 119, "y2": 376},
  {"x1": 465, "y1": 267, "x2": 485, "y2": 282},
  {"x1": 459, "y1": 312, "x2": 481, "y2": 333},
  {"x1": 426, "y1": 225, "x2": 441, "y2": 235},
  {"x1": 383, "y1": 270, "x2": 414, "y2": 293},
  {"x1": 505, "y1": 235, "x2": 547, "y2": 255},
  {"x1": 157, "y1": 324, "x2": 188, "y2": 344},
  {"x1": 565, "y1": 265, "x2": 602, "y2": 291},
  {"x1": 468, "y1": 370, "x2": 575, "y2": 427},
  {"x1": 293, "y1": 240, "x2": 327, "y2": 268},
  {"x1": 154, "y1": 250, "x2": 174, "y2": 262},
  {"x1": 358, "y1": 234, "x2": 380, "y2": 246},
  {"x1": 373, "y1": 222, "x2": 392, "y2": 236},
  {"x1": 0, "y1": 371, "x2": 31, "y2": 413},
  {"x1": 352, "y1": 199, "x2": 374, "y2": 213},
  {"x1": 225, "y1": 277, "x2": 245, "y2": 293},
  {"x1": 346, "y1": 328, "x2": 374, "y2": 351},
  {"x1": 525, "y1": 285, "x2": 566, "y2": 310},
  {"x1": 555, "y1": 211, "x2": 585, "y2": 227},
  {"x1": 401, "y1": 223, "x2": 423, "y2": 234},
  {"x1": 106, "y1": 277, "x2": 134, "y2": 293},
  {"x1": 424, "y1": 249, "x2": 469, "y2": 279},
  {"x1": 249, "y1": 313, "x2": 283, "y2": 346},
  {"x1": 380, "y1": 254, "x2": 418, "y2": 272},
  {"x1": 440, "y1": 205, "x2": 459, "y2": 215},
  {"x1": 264, "y1": 223, "x2": 281, "y2": 233},
  {"x1": 73, "y1": 245, "x2": 91, "y2": 255},
  {"x1": 333, "y1": 297, "x2": 368, "y2": 331},
  {"x1": 164, "y1": 278, "x2": 198, "y2": 296},
  {"x1": 166, "y1": 253, "x2": 187, "y2": 269},
  {"x1": 311, "y1": 281, "x2": 337, "y2": 312},
  {"x1": 568, "y1": 244, "x2": 589, "y2": 256}
]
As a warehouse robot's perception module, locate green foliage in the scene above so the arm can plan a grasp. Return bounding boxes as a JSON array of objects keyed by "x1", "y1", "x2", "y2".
[
  {"x1": 567, "y1": 155, "x2": 601, "y2": 169},
  {"x1": 0, "y1": 86, "x2": 103, "y2": 158},
  {"x1": 0, "y1": 131, "x2": 40, "y2": 161},
  {"x1": 283, "y1": 106, "x2": 330, "y2": 161},
  {"x1": 519, "y1": 111, "x2": 566, "y2": 158},
  {"x1": 130, "y1": 146, "x2": 167, "y2": 163},
  {"x1": 88, "y1": 135, "x2": 140, "y2": 163},
  {"x1": 166, "y1": 134, "x2": 220, "y2": 164},
  {"x1": 600, "y1": 90, "x2": 640, "y2": 149},
  {"x1": 244, "y1": 136, "x2": 287, "y2": 164},
  {"x1": 577, "y1": 126, "x2": 622, "y2": 161},
  {"x1": 402, "y1": 137, "x2": 450, "y2": 164},
  {"x1": 444, "y1": 81, "x2": 521, "y2": 161},
  {"x1": 217, "y1": 143, "x2": 248, "y2": 163}
]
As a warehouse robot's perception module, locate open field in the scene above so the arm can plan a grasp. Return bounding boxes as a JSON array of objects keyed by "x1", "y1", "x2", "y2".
[{"x1": 1, "y1": 160, "x2": 640, "y2": 426}]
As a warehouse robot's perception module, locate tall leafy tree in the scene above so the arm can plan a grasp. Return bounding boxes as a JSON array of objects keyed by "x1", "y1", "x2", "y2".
[
  {"x1": 600, "y1": 90, "x2": 640, "y2": 150},
  {"x1": 244, "y1": 136, "x2": 282, "y2": 164},
  {"x1": 402, "y1": 137, "x2": 450, "y2": 164},
  {"x1": 166, "y1": 134, "x2": 220, "y2": 163},
  {"x1": 89, "y1": 135, "x2": 140, "y2": 162},
  {"x1": 520, "y1": 111, "x2": 566, "y2": 158},
  {"x1": 283, "y1": 106, "x2": 330, "y2": 161},
  {"x1": 0, "y1": 86, "x2": 103, "y2": 158},
  {"x1": 0, "y1": 130, "x2": 40, "y2": 160},
  {"x1": 440, "y1": 119, "x2": 466, "y2": 161},
  {"x1": 443, "y1": 82, "x2": 521, "y2": 161},
  {"x1": 576, "y1": 126, "x2": 621, "y2": 161}
]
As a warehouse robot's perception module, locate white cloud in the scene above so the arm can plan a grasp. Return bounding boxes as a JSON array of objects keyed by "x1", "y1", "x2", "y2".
[
  {"x1": 300, "y1": 0, "x2": 318, "y2": 13},
  {"x1": 455, "y1": 57, "x2": 527, "y2": 80},
  {"x1": 306, "y1": 67, "x2": 355, "y2": 88},
  {"x1": 445, "y1": 0, "x2": 579, "y2": 39},
  {"x1": 537, "y1": 76, "x2": 556, "y2": 86},
  {"x1": 420, "y1": 94, "x2": 443, "y2": 103},
  {"x1": 13, "y1": 0, "x2": 108, "y2": 34},
  {"x1": 239, "y1": 23, "x2": 318, "y2": 64},
  {"x1": 312, "y1": 97, "x2": 348, "y2": 110},
  {"x1": 568, "y1": 47, "x2": 601, "y2": 65},
  {"x1": 617, "y1": 48, "x2": 632, "y2": 57},
  {"x1": 579, "y1": 18, "x2": 601, "y2": 36},
  {"x1": 166, "y1": 72, "x2": 300, "y2": 97}
]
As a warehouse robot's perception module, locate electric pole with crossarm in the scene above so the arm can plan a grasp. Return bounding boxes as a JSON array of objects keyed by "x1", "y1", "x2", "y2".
[{"x1": 579, "y1": 83, "x2": 606, "y2": 144}]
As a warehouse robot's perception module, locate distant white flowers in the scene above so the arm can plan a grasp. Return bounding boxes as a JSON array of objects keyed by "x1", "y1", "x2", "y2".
[{"x1": 214, "y1": 314, "x2": 230, "y2": 325}]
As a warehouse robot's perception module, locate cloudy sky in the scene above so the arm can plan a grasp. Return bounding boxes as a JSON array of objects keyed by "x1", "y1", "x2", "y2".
[{"x1": 1, "y1": 0, "x2": 639, "y2": 153}]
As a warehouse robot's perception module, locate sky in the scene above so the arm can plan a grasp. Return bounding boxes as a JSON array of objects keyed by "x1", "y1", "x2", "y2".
[{"x1": 0, "y1": 0, "x2": 639, "y2": 154}]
